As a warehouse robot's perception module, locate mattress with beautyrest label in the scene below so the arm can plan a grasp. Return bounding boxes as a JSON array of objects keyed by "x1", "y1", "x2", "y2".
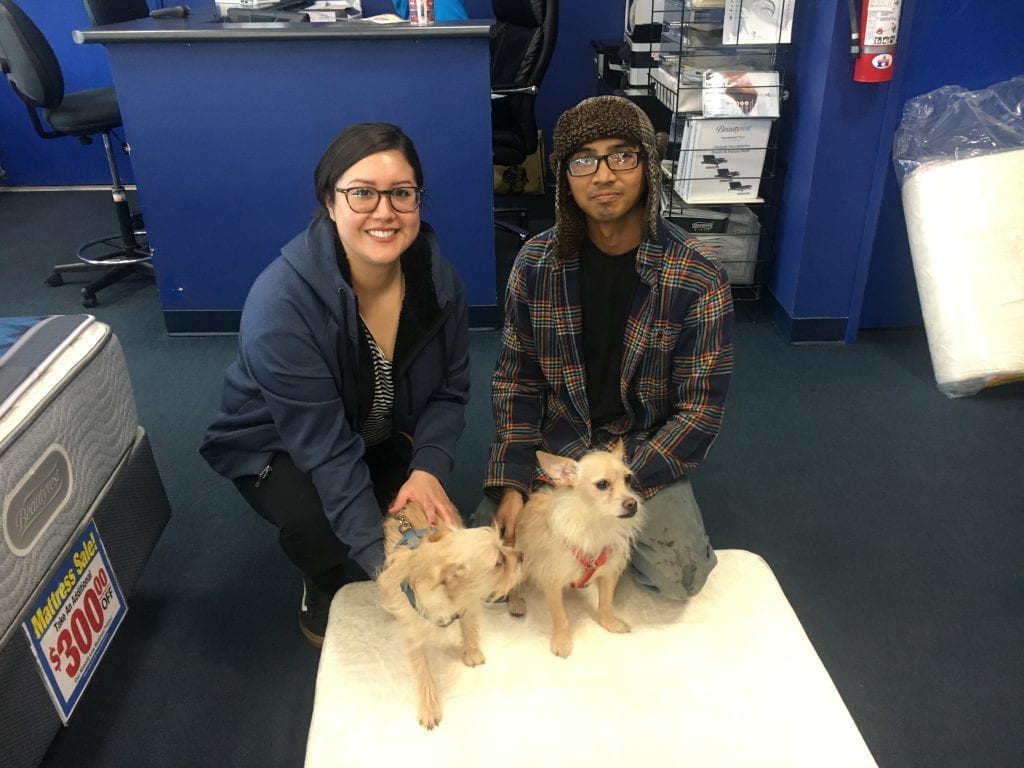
[{"x1": 0, "y1": 314, "x2": 137, "y2": 647}]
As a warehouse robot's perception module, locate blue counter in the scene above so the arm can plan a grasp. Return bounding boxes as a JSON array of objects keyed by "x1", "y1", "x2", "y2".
[{"x1": 77, "y1": 16, "x2": 495, "y2": 333}]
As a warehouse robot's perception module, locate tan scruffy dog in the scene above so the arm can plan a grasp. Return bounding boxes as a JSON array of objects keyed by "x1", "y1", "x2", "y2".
[
  {"x1": 377, "y1": 502, "x2": 523, "y2": 730},
  {"x1": 508, "y1": 441, "x2": 646, "y2": 658}
]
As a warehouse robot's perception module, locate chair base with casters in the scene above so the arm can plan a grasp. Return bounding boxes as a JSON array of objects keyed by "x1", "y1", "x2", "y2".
[
  {"x1": 0, "y1": 0, "x2": 155, "y2": 308},
  {"x1": 44, "y1": 132, "x2": 153, "y2": 308}
]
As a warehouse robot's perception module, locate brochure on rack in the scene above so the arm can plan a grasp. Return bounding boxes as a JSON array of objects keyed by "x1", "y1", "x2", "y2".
[
  {"x1": 673, "y1": 117, "x2": 773, "y2": 204},
  {"x1": 702, "y1": 70, "x2": 780, "y2": 118},
  {"x1": 722, "y1": 0, "x2": 795, "y2": 45}
]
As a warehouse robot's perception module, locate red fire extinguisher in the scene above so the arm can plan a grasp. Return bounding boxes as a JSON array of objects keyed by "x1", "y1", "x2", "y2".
[{"x1": 850, "y1": 0, "x2": 903, "y2": 82}]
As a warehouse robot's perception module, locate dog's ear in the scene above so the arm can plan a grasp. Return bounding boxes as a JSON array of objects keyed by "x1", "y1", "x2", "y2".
[
  {"x1": 610, "y1": 438, "x2": 626, "y2": 461},
  {"x1": 536, "y1": 451, "x2": 579, "y2": 487},
  {"x1": 440, "y1": 562, "x2": 468, "y2": 587}
]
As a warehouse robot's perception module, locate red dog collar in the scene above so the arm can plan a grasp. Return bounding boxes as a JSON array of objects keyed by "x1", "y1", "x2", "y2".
[{"x1": 570, "y1": 546, "x2": 610, "y2": 589}]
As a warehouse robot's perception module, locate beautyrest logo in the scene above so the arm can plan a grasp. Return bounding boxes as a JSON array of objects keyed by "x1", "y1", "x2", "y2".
[
  {"x1": 15, "y1": 463, "x2": 64, "y2": 534},
  {"x1": 716, "y1": 124, "x2": 753, "y2": 134},
  {"x1": 4, "y1": 446, "x2": 73, "y2": 554},
  {"x1": 691, "y1": 222, "x2": 715, "y2": 232}
]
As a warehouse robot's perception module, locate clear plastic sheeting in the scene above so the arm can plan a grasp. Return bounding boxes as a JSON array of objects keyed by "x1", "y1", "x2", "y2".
[
  {"x1": 893, "y1": 75, "x2": 1024, "y2": 185},
  {"x1": 892, "y1": 76, "x2": 1024, "y2": 398}
]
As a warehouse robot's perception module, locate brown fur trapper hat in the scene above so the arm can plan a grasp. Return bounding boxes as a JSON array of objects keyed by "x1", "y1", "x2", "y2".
[{"x1": 549, "y1": 96, "x2": 667, "y2": 258}]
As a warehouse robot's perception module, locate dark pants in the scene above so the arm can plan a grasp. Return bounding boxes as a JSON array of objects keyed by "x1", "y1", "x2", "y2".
[{"x1": 234, "y1": 440, "x2": 409, "y2": 594}]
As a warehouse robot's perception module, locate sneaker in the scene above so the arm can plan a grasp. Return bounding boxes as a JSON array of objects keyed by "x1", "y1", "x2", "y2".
[{"x1": 299, "y1": 578, "x2": 332, "y2": 648}]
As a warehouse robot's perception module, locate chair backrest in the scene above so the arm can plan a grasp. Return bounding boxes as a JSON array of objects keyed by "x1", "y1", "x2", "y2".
[
  {"x1": 489, "y1": 0, "x2": 558, "y2": 164},
  {"x1": 83, "y1": 0, "x2": 151, "y2": 26},
  {"x1": 0, "y1": 0, "x2": 64, "y2": 110},
  {"x1": 490, "y1": 0, "x2": 557, "y2": 90}
]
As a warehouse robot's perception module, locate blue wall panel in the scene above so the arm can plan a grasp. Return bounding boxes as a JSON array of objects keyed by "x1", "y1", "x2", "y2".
[{"x1": 771, "y1": 0, "x2": 898, "y2": 335}]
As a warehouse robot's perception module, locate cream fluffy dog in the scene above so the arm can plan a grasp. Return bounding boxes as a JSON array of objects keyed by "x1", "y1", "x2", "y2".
[
  {"x1": 508, "y1": 441, "x2": 645, "y2": 658},
  {"x1": 377, "y1": 502, "x2": 523, "y2": 730}
]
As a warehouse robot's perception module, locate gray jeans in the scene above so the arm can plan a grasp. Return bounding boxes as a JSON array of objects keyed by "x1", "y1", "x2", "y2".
[{"x1": 471, "y1": 477, "x2": 716, "y2": 600}]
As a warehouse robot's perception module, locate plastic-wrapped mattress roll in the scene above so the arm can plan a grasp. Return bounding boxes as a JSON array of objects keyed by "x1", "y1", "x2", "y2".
[{"x1": 900, "y1": 147, "x2": 1024, "y2": 397}]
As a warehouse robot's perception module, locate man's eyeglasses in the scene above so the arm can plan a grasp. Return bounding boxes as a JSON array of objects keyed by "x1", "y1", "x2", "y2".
[
  {"x1": 566, "y1": 151, "x2": 643, "y2": 177},
  {"x1": 334, "y1": 186, "x2": 423, "y2": 213}
]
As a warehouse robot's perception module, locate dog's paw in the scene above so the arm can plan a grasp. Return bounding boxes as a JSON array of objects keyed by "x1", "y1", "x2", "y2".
[
  {"x1": 550, "y1": 633, "x2": 573, "y2": 658},
  {"x1": 599, "y1": 615, "x2": 631, "y2": 634},
  {"x1": 463, "y1": 646, "x2": 486, "y2": 667},
  {"x1": 417, "y1": 702, "x2": 442, "y2": 730},
  {"x1": 507, "y1": 593, "x2": 527, "y2": 617}
]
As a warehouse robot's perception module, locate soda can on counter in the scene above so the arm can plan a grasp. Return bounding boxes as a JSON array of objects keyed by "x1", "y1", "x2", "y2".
[{"x1": 410, "y1": 0, "x2": 434, "y2": 25}]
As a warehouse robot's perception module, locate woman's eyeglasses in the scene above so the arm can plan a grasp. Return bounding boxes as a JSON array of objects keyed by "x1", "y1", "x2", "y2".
[
  {"x1": 334, "y1": 186, "x2": 423, "y2": 213},
  {"x1": 566, "y1": 151, "x2": 643, "y2": 177}
]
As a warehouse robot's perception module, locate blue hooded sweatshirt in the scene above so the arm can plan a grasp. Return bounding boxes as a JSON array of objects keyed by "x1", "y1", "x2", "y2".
[{"x1": 200, "y1": 216, "x2": 470, "y2": 576}]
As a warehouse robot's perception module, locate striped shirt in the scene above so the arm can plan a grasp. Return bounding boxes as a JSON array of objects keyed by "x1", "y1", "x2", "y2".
[
  {"x1": 485, "y1": 220, "x2": 734, "y2": 498},
  {"x1": 358, "y1": 321, "x2": 394, "y2": 447}
]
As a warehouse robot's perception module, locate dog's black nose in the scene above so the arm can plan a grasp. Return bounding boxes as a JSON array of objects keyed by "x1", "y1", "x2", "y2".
[{"x1": 619, "y1": 498, "x2": 637, "y2": 518}]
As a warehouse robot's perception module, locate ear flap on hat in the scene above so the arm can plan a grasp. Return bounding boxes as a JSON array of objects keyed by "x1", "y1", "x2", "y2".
[
  {"x1": 654, "y1": 131, "x2": 669, "y2": 159},
  {"x1": 548, "y1": 148, "x2": 561, "y2": 178}
]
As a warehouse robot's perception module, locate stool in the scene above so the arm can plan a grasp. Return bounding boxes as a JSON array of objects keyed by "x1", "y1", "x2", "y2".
[{"x1": 0, "y1": 0, "x2": 154, "y2": 308}]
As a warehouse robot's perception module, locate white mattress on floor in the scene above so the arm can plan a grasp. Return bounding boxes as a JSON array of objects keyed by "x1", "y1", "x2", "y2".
[
  {"x1": 306, "y1": 549, "x2": 877, "y2": 767},
  {"x1": 900, "y1": 148, "x2": 1024, "y2": 396}
]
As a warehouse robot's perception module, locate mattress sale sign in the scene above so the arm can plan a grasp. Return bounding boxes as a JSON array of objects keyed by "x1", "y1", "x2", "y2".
[{"x1": 23, "y1": 520, "x2": 127, "y2": 722}]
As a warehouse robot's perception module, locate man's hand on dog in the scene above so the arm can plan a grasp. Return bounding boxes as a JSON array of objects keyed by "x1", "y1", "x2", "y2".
[
  {"x1": 494, "y1": 487, "x2": 525, "y2": 545},
  {"x1": 388, "y1": 469, "x2": 458, "y2": 526}
]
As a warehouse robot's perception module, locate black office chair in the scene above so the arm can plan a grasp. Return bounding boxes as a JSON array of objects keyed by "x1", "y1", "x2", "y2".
[
  {"x1": 83, "y1": 0, "x2": 150, "y2": 26},
  {"x1": 0, "y1": 0, "x2": 153, "y2": 307},
  {"x1": 489, "y1": 0, "x2": 558, "y2": 245}
]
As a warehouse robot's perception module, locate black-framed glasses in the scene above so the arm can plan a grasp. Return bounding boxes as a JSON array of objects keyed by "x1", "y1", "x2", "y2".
[
  {"x1": 334, "y1": 186, "x2": 423, "y2": 213},
  {"x1": 566, "y1": 150, "x2": 643, "y2": 177}
]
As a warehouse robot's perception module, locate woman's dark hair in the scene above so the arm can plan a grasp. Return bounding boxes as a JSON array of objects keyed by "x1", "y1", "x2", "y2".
[{"x1": 314, "y1": 123, "x2": 424, "y2": 216}]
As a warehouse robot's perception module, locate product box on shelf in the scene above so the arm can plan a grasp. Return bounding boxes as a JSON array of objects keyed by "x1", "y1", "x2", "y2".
[
  {"x1": 626, "y1": 0, "x2": 731, "y2": 88},
  {"x1": 673, "y1": 117, "x2": 773, "y2": 203},
  {"x1": 622, "y1": 0, "x2": 666, "y2": 86},
  {"x1": 661, "y1": 20, "x2": 723, "y2": 50},
  {"x1": 625, "y1": 0, "x2": 667, "y2": 42},
  {"x1": 672, "y1": 205, "x2": 761, "y2": 284},
  {"x1": 695, "y1": 232, "x2": 759, "y2": 283},
  {"x1": 652, "y1": 62, "x2": 704, "y2": 114},
  {"x1": 592, "y1": 39, "x2": 627, "y2": 91},
  {"x1": 659, "y1": 187, "x2": 761, "y2": 284},
  {"x1": 698, "y1": 204, "x2": 760, "y2": 284},
  {"x1": 675, "y1": 207, "x2": 731, "y2": 233},
  {"x1": 622, "y1": 40, "x2": 662, "y2": 88}
]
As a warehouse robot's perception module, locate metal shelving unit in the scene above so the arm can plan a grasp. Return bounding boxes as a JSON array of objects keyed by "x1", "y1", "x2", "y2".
[{"x1": 647, "y1": 0, "x2": 793, "y2": 309}]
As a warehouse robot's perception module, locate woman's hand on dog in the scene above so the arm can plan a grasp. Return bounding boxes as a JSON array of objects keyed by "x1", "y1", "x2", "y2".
[
  {"x1": 494, "y1": 487, "x2": 526, "y2": 545},
  {"x1": 387, "y1": 470, "x2": 458, "y2": 526}
]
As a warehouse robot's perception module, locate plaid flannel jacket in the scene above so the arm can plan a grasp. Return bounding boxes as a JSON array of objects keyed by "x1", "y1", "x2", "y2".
[{"x1": 485, "y1": 219, "x2": 734, "y2": 499}]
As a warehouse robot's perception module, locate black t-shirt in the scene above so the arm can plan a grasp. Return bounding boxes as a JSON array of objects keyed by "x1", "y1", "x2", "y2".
[{"x1": 579, "y1": 239, "x2": 641, "y2": 429}]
